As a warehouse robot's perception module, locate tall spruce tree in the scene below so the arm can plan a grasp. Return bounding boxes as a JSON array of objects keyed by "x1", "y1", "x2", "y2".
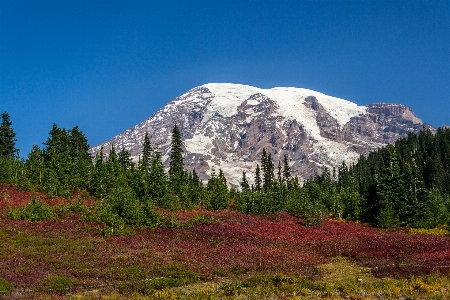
[
  {"x1": 25, "y1": 145, "x2": 44, "y2": 185},
  {"x1": 0, "y1": 111, "x2": 17, "y2": 157},
  {"x1": 42, "y1": 124, "x2": 72, "y2": 197},
  {"x1": 373, "y1": 145, "x2": 403, "y2": 228},
  {"x1": 240, "y1": 171, "x2": 250, "y2": 191},
  {"x1": 277, "y1": 161, "x2": 282, "y2": 183},
  {"x1": 254, "y1": 164, "x2": 262, "y2": 192},
  {"x1": 91, "y1": 146, "x2": 108, "y2": 198},
  {"x1": 282, "y1": 154, "x2": 291, "y2": 181},
  {"x1": 118, "y1": 147, "x2": 133, "y2": 172},
  {"x1": 169, "y1": 125, "x2": 184, "y2": 178},
  {"x1": 140, "y1": 132, "x2": 152, "y2": 173},
  {"x1": 261, "y1": 148, "x2": 274, "y2": 192},
  {"x1": 206, "y1": 167, "x2": 229, "y2": 210},
  {"x1": 148, "y1": 149, "x2": 169, "y2": 205},
  {"x1": 68, "y1": 126, "x2": 91, "y2": 191}
]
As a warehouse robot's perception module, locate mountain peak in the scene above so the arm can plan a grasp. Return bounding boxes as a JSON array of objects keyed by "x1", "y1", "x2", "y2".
[{"x1": 90, "y1": 83, "x2": 430, "y2": 186}]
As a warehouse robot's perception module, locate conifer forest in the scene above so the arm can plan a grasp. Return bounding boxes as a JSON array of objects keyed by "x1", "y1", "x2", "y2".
[{"x1": 1, "y1": 111, "x2": 449, "y2": 230}]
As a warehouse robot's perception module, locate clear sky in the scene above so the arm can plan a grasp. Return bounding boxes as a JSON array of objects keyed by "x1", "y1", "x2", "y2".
[{"x1": 1, "y1": 0, "x2": 449, "y2": 156}]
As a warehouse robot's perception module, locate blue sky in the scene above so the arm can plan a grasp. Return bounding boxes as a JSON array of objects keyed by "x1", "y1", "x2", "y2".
[{"x1": 1, "y1": 0, "x2": 449, "y2": 156}]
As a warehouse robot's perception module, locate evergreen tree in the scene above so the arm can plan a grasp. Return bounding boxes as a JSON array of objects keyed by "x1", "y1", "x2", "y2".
[
  {"x1": 118, "y1": 147, "x2": 133, "y2": 172},
  {"x1": 148, "y1": 149, "x2": 169, "y2": 206},
  {"x1": 187, "y1": 168, "x2": 204, "y2": 207},
  {"x1": 25, "y1": 145, "x2": 44, "y2": 185},
  {"x1": 340, "y1": 175, "x2": 361, "y2": 220},
  {"x1": 68, "y1": 126, "x2": 92, "y2": 191},
  {"x1": 282, "y1": 155, "x2": 291, "y2": 182},
  {"x1": 254, "y1": 164, "x2": 262, "y2": 192},
  {"x1": 140, "y1": 132, "x2": 152, "y2": 173},
  {"x1": 169, "y1": 125, "x2": 184, "y2": 178},
  {"x1": 261, "y1": 149, "x2": 274, "y2": 192},
  {"x1": 277, "y1": 161, "x2": 282, "y2": 183},
  {"x1": 191, "y1": 169, "x2": 200, "y2": 186},
  {"x1": 105, "y1": 145, "x2": 123, "y2": 193},
  {"x1": 206, "y1": 167, "x2": 229, "y2": 210},
  {"x1": 373, "y1": 145, "x2": 403, "y2": 228},
  {"x1": 0, "y1": 111, "x2": 17, "y2": 157},
  {"x1": 91, "y1": 146, "x2": 108, "y2": 199},
  {"x1": 240, "y1": 171, "x2": 250, "y2": 191},
  {"x1": 42, "y1": 124, "x2": 72, "y2": 197}
]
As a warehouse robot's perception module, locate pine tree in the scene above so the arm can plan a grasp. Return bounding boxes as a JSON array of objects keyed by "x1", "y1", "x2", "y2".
[
  {"x1": 261, "y1": 149, "x2": 274, "y2": 192},
  {"x1": 68, "y1": 126, "x2": 92, "y2": 191},
  {"x1": 25, "y1": 145, "x2": 44, "y2": 185},
  {"x1": 0, "y1": 111, "x2": 17, "y2": 157},
  {"x1": 206, "y1": 167, "x2": 229, "y2": 210},
  {"x1": 140, "y1": 132, "x2": 152, "y2": 173},
  {"x1": 187, "y1": 168, "x2": 204, "y2": 206},
  {"x1": 254, "y1": 164, "x2": 262, "y2": 192},
  {"x1": 42, "y1": 124, "x2": 72, "y2": 197},
  {"x1": 91, "y1": 146, "x2": 108, "y2": 198},
  {"x1": 169, "y1": 125, "x2": 184, "y2": 178},
  {"x1": 277, "y1": 161, "x2": 282, "y2": 183},
  {"x1": 341, "y1": 175, "x2": 361, "y2": 220},
  {"x1": 148, "y1": 149, "x2": 169, "y2": 206},
  {"x1": 105, "y1": 145, "x2": 123, "y2": 193},
  {"x1": 118, "y1": 147, "x2": 133, "y2": 172},
  {"x1": 282, "y1": 154, "x2": 291, "y2": 181},
  {"x1": 373, "y1": 145, "x2": 403, "y2": 228},
  {"x1": 240, "y1": 171, "x2": 250, "y2": 191},
  {"x1": 191, "y1": 169, "x2": 200, "y2": 186}
]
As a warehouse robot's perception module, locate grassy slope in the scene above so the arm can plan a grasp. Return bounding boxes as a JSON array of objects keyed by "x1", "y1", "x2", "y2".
[{"x1": 0, "y1": 183, "x2": 449, "y2": 299}]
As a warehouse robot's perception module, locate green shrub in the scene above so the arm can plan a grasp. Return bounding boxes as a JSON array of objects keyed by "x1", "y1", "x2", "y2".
[
  {"x1": 39, "y1": 276, "x2": 72, "y2": 295},
  {"x1": 305, "y1": 217, "x2": 322, "y2": 227},
  {"x1": 182, "y1": 214, "x2": 219, "y2": 228},
  {"x1": 0, "y1": 278, "x2": 13, "y2": 294},
  {"x1": 7, "y1": 197, "x2": 54, "y2": 222}
]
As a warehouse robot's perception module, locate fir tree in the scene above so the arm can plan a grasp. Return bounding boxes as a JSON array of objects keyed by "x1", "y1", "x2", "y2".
[
  {"x1": 240, "y1": 171, "x2": 250, "y2": 191},
  {"x1": 148, "y1": 149, "x2": 169, "y2": 206},
  {"x1": 169, "y1": 125, "x2": 184, "y2": 178},
  {"x1": 373, "y1": 145, "x2": 403, "y2": 228},
  {"x1": 140, "y1": 132, "x2": 152, "y2": 173},
  {"x1": 0, "y1": 111, "x2": 17, "y2": 157},
  {"x1": 105, "y1": 145, "x2": 122, "y2": 193},
  {"x1": 282, "y1": 154, "x2": 291, "y2": 181},
  {"x1": 25, "y1": 145, "x2": 44, "y2": 185},
  {"x1": 91, "y1": 146, "x2": 108, "y2": 199},
  {"x1": 191, "y1": 169, "x2": 201, "y2": 186},
  {"x1": 118, "y1": 147, "x2": 133, "y2": 171},
  {"x1": 206, "y1": 167, "x2": 229, "y2": 210},
  {"x1": 254, "y1": 164, "x2": 262, "y2": 192},
  {"x1": 277, "y1": 161, "x2": 282, "y2": 183},
  {"x1": 261, "y1": 149, "x2": 274, "y2": 192},
  {"x1": 68, "y1": 126, "x2": 91, "y2": 191},
  {"x1": 42, "y1": 124, "x2": 72, "y2": 197}
]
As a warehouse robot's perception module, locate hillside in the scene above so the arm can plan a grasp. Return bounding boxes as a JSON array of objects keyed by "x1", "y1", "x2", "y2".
[{"x1": 1, "y1": 184, "x2": 449, "y2": 299}]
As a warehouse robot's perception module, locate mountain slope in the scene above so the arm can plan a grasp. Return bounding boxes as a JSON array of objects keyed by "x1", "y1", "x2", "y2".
[{"x1": 90, "y1": 83, "x2": 430, "y2": 186}]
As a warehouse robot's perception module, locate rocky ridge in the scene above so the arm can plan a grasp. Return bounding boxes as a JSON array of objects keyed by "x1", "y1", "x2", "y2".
[{"x1": 90, "y1": 83, "x2": 432, "y2": 186}]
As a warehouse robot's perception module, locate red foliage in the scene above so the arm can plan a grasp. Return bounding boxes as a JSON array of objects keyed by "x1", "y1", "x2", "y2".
[{"x1": 0, "y1": 184, "x2": 449, "y2": 296}]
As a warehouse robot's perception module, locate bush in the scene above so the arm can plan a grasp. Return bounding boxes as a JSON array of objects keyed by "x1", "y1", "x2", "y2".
[
  {"x1": 7, "y1": 197, "x2": 54, "y2": 222},
  {"x1": 305, "y1": 217, "x2": 323, "y2": 227},
  {"x1": 0, "y1": 278, "x2": 13, "y2": 294}
]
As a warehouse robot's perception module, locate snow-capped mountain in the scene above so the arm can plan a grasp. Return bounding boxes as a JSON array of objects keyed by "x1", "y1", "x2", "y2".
[{"x1": 90, "y1": 83, "x2": 431, "y2": 186}]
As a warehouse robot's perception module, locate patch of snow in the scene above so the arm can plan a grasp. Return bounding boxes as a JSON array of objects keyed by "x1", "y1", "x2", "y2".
[{"x1": 185, "y1": 134, "x2": 214, "y2": 155}]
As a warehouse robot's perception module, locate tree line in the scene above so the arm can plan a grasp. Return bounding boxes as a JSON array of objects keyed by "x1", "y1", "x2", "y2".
[{"x1": 1, "y1": 111, "x2": 449, "y2": 229}]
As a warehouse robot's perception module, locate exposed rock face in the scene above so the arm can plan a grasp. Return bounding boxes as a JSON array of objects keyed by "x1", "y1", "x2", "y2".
[{"x1": 90, "y1": 83, "x2": 432, "y2": 186}]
